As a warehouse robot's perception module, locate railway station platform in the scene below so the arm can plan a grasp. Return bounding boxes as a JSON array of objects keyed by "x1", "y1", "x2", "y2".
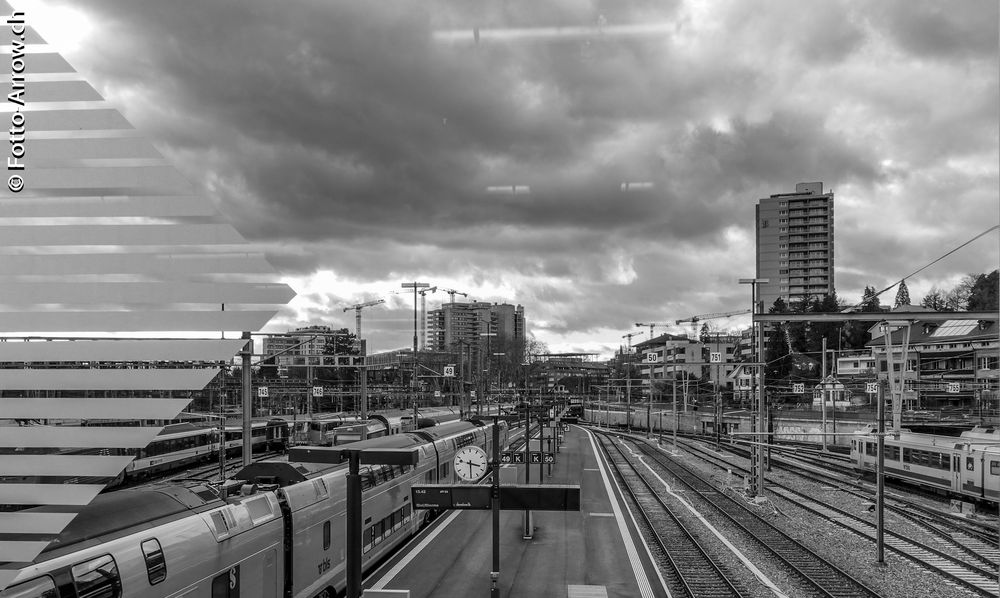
[{"x1": 362, "y1": 424, "x2": 669, "y2": 598}]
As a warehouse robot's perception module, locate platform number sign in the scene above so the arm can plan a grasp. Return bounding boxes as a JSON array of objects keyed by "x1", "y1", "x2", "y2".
[
  {"x1": 543, "y1": 453, "x2": 555, "y2": 464},
  {"x1": 444, "y1": 366, "x2": 455, "y2": 377},
  {"x1": 947, "y1": 382, "x2": 961, "y2": 394},
  {"x1": 529, "y1": 452, "x2": 542, "y2": 464},
  {"x1": 311, "y1": 386, "x2": 323, "y2": 397},
  {"x1": 866, "y1": 382, "x2": 878, "y2": 394},
  {"x1": 792, "y1": 383, "x2": 805, "y2": 394},
  {"x1": 500, "y1": 452, "x2": 513, "y2": 464},
  {"x1": 710, "y1": 352, "x2": 722, "y2": 363},
  {"x1": 646, "y1": 352, "x2": 660, "y2": 364},
  {"x1": 434, "y1": 390, "x2": 441, "y2": 398},
  {"x1": 257, "y1": 387, "x2": 269, "y2": 398}
]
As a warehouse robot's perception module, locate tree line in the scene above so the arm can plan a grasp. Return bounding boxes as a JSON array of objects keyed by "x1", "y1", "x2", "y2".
[{"x1": 762, "y1": 269, "x2": 998, "y2": 383}]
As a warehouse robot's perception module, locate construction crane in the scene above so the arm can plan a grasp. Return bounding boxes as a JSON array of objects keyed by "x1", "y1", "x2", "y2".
[
  {"x1": 343, "y1": 299, "x2": 385, "y2": 338},
  {"x1": 675, "y1": 309, "x2": 751, "y2": 339},
  {"x1": 621, "y1": 331, "x2": 643, "y2": 352},
  {"x1": 635, "y1": 322, "x2": 671, "y2": 338},
  {"x1": 438, "y1": 287, "x2": 469, "y2": 303},
  {"x1": 418, "y1": 287, "x2": 438, "y2": 350}
]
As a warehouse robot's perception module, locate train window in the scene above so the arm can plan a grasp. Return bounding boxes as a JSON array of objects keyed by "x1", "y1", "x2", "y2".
[
  {"x1": 245, "y1": 497, "x2": 273, "y2": 522},
  {"x1": 967, "y1": 457, "x2": 975, "y2": 471},
  {"x1": 392, "y1": 510, "x2": 402, "y2": 531},
  {"x1": 72, "y1": 554, "x2": 121, "y2": 598},
  {"x1": 991, "y1": 461, "x2": 1000, "y2": 476},
  {"x1": 323, "y1": 521, "x2": 331, "y2": 550},
  {"x1": 362, "y1": 526, "x2": 373, "y2": 554},
  {"x1": 141, "y1": 538, "x2": 167, "y2": 585},
  {"x1": 0, "y1": 576, "x2": 58, "y2": 598}
]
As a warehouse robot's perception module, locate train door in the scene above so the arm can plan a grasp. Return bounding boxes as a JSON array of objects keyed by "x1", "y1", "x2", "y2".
[
  {"x1": 262, "y1": 549, "x2": 277, "y2": 598},
  {"x1": 952, "y1": 454, "x2": 961, "y2": 491}
]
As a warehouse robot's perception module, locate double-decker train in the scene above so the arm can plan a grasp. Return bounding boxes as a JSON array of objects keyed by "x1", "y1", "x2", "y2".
[
  {"x1": 1, "y1": 420, "x2": 290, "y2": 490},
  {"x1": 851, "y1": 424, "x2": 1000, "y2": 503},
  {"x1": 0, "y1": 418, "x2": 508, "y2": 598},
  {"x1": 306, "y1": 411, "x2": 461, "y2": 446}
]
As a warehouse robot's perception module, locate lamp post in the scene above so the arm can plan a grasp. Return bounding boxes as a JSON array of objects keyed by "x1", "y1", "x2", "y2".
[
  {"x1": 493, "y1": 352, "x2": 506, "y2": 400},
  {"x1": 739, "y1": 277, "x2": 768, "y2": 497},
  {"x1": 402, "y1": 282, "x2": 430, "y2": 421},
  {"x1": 480, "y1": 329, "x2": 497, "y2": 414}
]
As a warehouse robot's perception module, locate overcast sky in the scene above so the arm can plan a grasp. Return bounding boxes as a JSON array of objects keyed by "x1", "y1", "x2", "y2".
[{"x1": 20, "y1": 0, "x2": 999, "y2": 357}]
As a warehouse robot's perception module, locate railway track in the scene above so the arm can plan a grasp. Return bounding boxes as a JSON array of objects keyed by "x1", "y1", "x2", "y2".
[
  {"x1": 668, "y1": 435, "x2": 1000, "y2": 596},
  {"x1": 765, "y1": 485, "x2": 1000, "y2": 596},
  {"x1": 687, "y1": 434, "x2": 1000, "y2": 549},
  {"x1": 594, "y1": 430, "x2": 880, "y2": 597},
  {"x1": 594, "y1": 433, "x2": 750, "y2": 597}
]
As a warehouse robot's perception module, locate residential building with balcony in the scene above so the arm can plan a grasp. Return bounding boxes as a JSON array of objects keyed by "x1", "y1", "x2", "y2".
[
  {"x1": 867, "y1": 318, "x2": 999, "y2": 410},
  {"x1": 426, "y1": 301, "x2": 525, "y2": 359},
  {"x1": 756, "y1": 182, "x2": 835, "y2": 309},
  {"x1": 635, "y1": 333, "x2": 740, "y2": 401},
  {"x1": 530, "y1": 354, "x2": 609, "y2": 396}
]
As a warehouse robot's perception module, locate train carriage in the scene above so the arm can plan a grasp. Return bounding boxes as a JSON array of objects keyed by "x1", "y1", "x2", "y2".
[
  {"x1": 851, "y1": 425, "x2": 1000, "y2": 503},
  {"x1": 0, "y1": 484, "x2": 284, "y2": 598},
  {"x1": 0, "y1": 418, "x2": 508, "y2": 598}
]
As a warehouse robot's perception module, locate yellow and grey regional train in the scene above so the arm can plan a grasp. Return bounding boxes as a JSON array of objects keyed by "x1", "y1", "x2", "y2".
[
  {"x1": 0, "y1": 418, "x2": 508, "y2": 598},
  {"x1": 851, "y1": 424, "x2": 1000, "y2": 503}
]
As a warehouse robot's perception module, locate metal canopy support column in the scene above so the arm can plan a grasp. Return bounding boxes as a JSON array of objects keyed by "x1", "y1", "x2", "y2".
[
  {"x1": 881, "y1": 320, "x2": 912, "y2": 431},
  {"x1": 241, "y1": 331, "x2": 252, "y2": 468},
  {"x1": 740, "y1": 277, "x2": 768, "y2": 498},
  {"x1": 287, "y1": 446, "x2": 419, "y2": 598},
  {"x1": 359, "y1": 339, "x2": 368, "y2": 421},
  {"x1": 876, "y1": 380, "x2": 885, "y2": 564},
  {"x1": 491, "y1": 420, "x2": 501, "y2": 598},
  {"x1": 346, "y1": 451, "x2": 362, "y2": 598},
  {"x1": 821, "y1": 337, "x2": 828, "y2": 451}
]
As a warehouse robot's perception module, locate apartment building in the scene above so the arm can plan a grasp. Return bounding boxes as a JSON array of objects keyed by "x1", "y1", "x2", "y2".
[{"x1": 756, "y1": 182, "x2": 835, "y2": 309}]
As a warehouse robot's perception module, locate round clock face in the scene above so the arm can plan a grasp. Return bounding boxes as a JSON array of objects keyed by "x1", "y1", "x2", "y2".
[{"x1": 454, "y1": 446, "x2": 489, "y2": 481}]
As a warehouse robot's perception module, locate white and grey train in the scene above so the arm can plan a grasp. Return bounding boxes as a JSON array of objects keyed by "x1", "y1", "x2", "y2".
[
  {"x1": 851, "y1": 424, "x2": 1000, "y2": 504},
  {"x1": 0, "y1": 418, "x2": 508, "y2": 598}
]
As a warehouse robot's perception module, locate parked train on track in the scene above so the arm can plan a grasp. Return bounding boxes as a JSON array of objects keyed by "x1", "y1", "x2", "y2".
[
  {"x1": 1, "y1": 420, "x2": 291, "y2": 489},
  {"x1": 851, "y1": 425, "x2": 1000, "y2": 503},
  {"x1": 0, "y1": 418, "x2": 509, "y2": 598},
  {"x1": 306, "y1": 411, "x2": 461, "y2": 446}
]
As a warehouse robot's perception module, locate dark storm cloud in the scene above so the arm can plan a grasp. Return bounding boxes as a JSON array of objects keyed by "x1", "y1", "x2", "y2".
[
  {"x1": 33, "y1": 0, "x2": 997, "y2": 355},
  {"x1": 675, "y1": 112, "x2": 881, "y2": 190},
  {"x1": 53, "y1": 0, "x2": 880, "y2": 254},
  {"x1": 63, "y1": 0, "x2": 702, "y2": 246},
  {"x1": 868, "y1": 0, "x2": 999, "y2": 61}
]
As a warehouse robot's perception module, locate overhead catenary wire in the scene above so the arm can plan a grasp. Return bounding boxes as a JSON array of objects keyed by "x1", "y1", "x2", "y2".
[{"x1": 844, "y1": 225, "x2": 999, "y2": 310}]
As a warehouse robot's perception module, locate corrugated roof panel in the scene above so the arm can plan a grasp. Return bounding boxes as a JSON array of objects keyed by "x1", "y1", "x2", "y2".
[
  {"x1": 0, "y1": 3, "x2": 295, "y2": 580},
  {"x1": 0, "y1": 339, "x2": 245, "y2": 362}
]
